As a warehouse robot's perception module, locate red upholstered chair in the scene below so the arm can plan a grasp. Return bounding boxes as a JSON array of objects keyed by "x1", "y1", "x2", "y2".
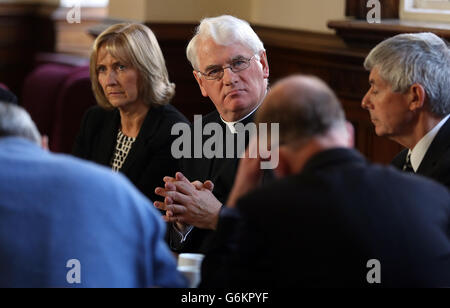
[
  {"x1": 50, "y1": 66, "x2": 97, "y2": 153},
  {"x1": 0, "y1": 82, "x2": 18, "y2": 104},
  {"x1": 21, "y1": 64, "x2": 75, "y2": 138}
]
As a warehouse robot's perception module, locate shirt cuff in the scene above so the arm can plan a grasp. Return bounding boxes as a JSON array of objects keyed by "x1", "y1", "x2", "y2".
[{"x1": 172, "y1": 223, "x2": 194, "y2": 243}]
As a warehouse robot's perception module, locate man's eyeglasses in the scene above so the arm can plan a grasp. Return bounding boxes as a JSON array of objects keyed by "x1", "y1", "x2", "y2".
[{"x1": 197, "y1": 55, "x2": 257, "y2": 81}]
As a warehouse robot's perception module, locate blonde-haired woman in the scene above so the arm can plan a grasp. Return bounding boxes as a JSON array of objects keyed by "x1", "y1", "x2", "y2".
[{"x1": 73, "y1": 23, "x2": 188, "y2": 202}]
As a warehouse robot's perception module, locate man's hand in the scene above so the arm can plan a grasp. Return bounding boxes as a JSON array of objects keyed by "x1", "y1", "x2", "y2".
[{"x1": 154, "y1": 172, "x2": 222, "y2": 230}]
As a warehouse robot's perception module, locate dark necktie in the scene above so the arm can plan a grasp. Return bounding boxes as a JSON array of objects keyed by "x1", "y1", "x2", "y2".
[{"x1": 402, "y1": 153, "x2": 415, "y2": 173}]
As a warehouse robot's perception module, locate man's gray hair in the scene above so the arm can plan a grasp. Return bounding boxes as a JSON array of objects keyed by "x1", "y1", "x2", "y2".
[
  {"x1": 364, "y1": 32, "x2": 450, "y2": 117},
  {"x1": 0, "y1": 102, "x2": 41, "y2": 144},
  {"x1": 186, "y1": 15, "x2": 265, "y2": 70}
]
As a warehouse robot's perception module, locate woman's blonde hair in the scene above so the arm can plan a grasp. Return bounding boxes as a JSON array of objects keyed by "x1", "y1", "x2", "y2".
[{"x1": 90, "y1": 23, "x2": 175, "y2": 109}]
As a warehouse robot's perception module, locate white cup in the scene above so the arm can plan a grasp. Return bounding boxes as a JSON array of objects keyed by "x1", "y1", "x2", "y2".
[
  {"x1": 177, "y1": 254, "x2": 205, "y2": 288},
  {"x1": 178, "y1": 253, "x2": 205, "y2": 268},
  {"x1": 178, "y1": 265, "x2": 201, "y2": 288}
]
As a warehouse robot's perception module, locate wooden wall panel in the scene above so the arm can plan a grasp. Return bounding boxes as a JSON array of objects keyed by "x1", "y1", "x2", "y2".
[
  {"x1": 143, "y1": 22, "x2": 402, "y2": 164},
  {"x1": 346, "y1": 0, "x2": 400, "y2": 19},
  {"x1": 5, "y1": 4, "x2": 440, "y2": 164},
  {"x1": 85, "y1": 17, "x2": 450, "y2": 164},
  {"x1": 0, "y1": 3, "x2": 56, "y2": 99},
  {"x1": 0, "y1": 3, "x2": 105, "y2": 100},
  {"x1": 254, "y1": 26, "x2": 403, "y2": 164},
  {"x1": 145, "y1": 23, "x2": 215, "y2": 122},
  {"x1": 52, "y1": 7, "x2": 106, "y2": 57}
]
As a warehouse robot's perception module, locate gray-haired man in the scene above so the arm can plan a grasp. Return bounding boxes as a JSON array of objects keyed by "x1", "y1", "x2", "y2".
[
  {"x1": 362, "y1": 32, "x2": 450, "y2": 188},
  {"x1": 154, "y1": 15, "x2": 271, "y2": 253}
]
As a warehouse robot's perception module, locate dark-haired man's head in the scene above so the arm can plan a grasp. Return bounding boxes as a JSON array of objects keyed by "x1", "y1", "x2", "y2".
[{"x1": 0, "y1": 87, "x2": 18, "y2": 105}]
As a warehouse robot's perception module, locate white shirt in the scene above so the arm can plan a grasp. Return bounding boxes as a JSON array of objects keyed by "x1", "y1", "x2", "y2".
[
  {"x1": 409, "y1": 115, "x2": 450, "y2": 172},
  {"x1": 219, "y1": 95, "x2": 265, "y2": 134}
]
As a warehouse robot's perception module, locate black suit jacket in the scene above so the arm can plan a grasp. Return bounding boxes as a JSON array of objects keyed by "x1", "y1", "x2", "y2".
[
  {"x1": 181, "y1": 110, "x2": 252, "y2": 202},
  {"x1": 170, "y1": 110, "x2": 273, "y2": 253},
  {"x1": 392, "y1": 117, "x2": 450, "y2": 189},
  {"x1": 73, "y1": 104, "x2": 189, "y2": 202},
  {"x1": 201, "y1": 148, "x2": 450, "y2": 287}
]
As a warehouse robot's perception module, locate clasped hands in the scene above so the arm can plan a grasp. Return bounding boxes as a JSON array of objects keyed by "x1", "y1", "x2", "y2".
[
  {"x1": 154, "y1": 140, "x2": 267, "y2": 231},
  {"x1": 154, "y1": 172, "x2": 223, "y2": 230}
]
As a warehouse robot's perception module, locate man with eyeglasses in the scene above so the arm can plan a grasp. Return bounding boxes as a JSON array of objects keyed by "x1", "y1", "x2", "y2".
[{"x1": 154, "y1": 15, "x2": 271, "y2": 253}]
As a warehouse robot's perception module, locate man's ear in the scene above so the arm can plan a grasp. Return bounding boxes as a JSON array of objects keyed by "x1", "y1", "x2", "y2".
[
  {"x1": 193, "y1": 71, "x2": 208, "y2": 97},
  {"x1": 345, "y1": 121, "x2": 355, "y2": 148},
  {"x1": 258, "y1": 51, "x2": 269, "y2": 79},
  {"x1": 408, "y1": 83, "x2": 426, "y2": 111},
  {"x1": 274, "y1": 147, "x2": 291, "y2": 178},
  {"x1": 41, "y1": 135, "x2": 49, "y2": 150}
]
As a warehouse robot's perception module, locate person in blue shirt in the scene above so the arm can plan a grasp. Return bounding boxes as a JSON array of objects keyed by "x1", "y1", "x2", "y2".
[{"x1": 0, "y1": 102, "x2": 186, "y2": 288}]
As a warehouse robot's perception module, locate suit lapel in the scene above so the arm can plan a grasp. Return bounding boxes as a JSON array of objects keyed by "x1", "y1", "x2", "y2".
[
  {"x1": 95, "y1": 109, "x2": 120, "y2": 167},
  {"x1": 203, "y1": 112, "x2": 223, "y2": 181},
  {"x1": 417, "y1": 117, "x2": 450, "y2": 176},
  {"x1": 120, "y1": 106, "x2": 162, "y2": 175},
  {"x1": 210, "y1": 113, "x2": 255, "y2": 200},
  {"x1": 391, "y1": 149, "x2": 408, "y2": 170}
]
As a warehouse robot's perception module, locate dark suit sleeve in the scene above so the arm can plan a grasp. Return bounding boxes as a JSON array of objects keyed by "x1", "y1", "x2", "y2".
[
  {"x1": 391, "y1": 149, "x2": 408, "y2": 170},
  {"x1": 199, "y1": 207, "x2": 242, "y2": 287},
  {"x1": 200, "y1": 196, "x2": 268, "y2": 288},
  {"x1": 72, "y1": 107, "x2": 94, "y2": 159},
  {"x1": 429, "y1": 159, "x2": 450, "y2": 189},
  {"x1": 134, "y1": 107, "x2": 189, "y2": 203},
  {"x1": 135, "y1": 140, "x2": 182, "y2": 203}
]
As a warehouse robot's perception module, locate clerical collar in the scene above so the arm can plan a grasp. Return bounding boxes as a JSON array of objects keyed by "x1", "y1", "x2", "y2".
[
  {"x1": 409, "y1": 114, "x2": 450, "y2": 172},
  {"x1": 219, "y1": 96, "x2": 264, "y2": 134}
]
